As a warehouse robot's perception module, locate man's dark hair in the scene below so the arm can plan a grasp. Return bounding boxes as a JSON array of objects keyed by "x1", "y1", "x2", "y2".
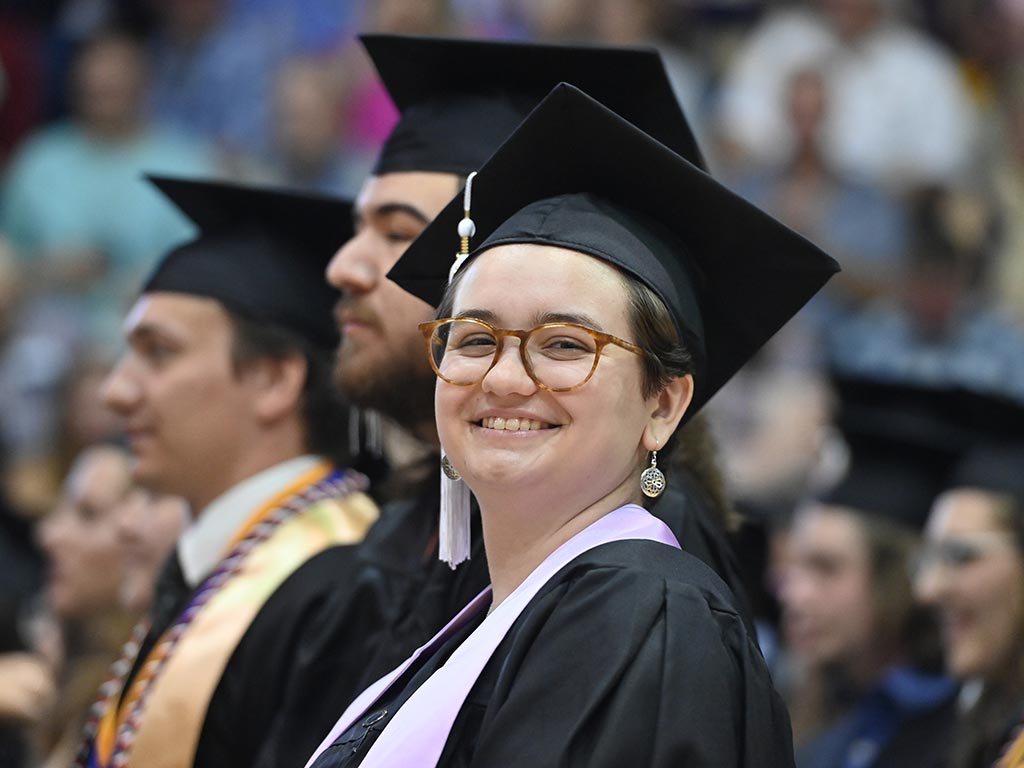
[{"x1": 225, "y1": 308, "x2": 349, "y2": 466}]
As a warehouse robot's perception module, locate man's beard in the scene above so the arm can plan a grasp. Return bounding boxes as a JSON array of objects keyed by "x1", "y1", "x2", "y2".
[{"x1": 334, "y1": 347, "x2": 436, "y2": 433}]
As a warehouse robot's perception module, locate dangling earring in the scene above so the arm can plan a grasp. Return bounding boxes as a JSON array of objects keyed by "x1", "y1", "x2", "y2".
[
  {"x1": 439, "y1": 452, "x2": 471, "y2": 568},
  {"x1": 640, "y1": 450, "x2": 666, "y2": 498}
]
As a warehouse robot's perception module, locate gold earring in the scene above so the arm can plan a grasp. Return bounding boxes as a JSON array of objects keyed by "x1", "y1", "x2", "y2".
[{"x1": 640, "y1": 450, "x2": 666, "y2": 498}]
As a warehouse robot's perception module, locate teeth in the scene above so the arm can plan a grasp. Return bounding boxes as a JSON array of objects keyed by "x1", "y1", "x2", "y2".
[{"x1": 481, "y1": 417, "x2": 551, "y2": 431}]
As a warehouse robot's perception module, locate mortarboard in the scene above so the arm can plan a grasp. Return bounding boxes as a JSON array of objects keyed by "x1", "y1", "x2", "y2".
[
  {"x1": 820, "y1": 452, "x2": 951, "y2": 530},
  {"x1": 142, "y1": 176, "x2": 351, "y2": 352},
  {"x1": 821, "y1": 373, "x2": 1024, "y2": 528},
  {"x1": 362, "y1": 33, "x2": 706, "y2": 176},
  {"x1": 949, "y1": 442, "x2": 1024, "y2": 504},
  {"x1": 387, "y1": 83, "x2": 838, "y2": 422}
]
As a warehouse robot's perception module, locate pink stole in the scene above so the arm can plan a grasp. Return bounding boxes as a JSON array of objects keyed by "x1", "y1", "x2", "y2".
[{"x1": 304, "y1": 503, "x2": 680, "y2": 768}]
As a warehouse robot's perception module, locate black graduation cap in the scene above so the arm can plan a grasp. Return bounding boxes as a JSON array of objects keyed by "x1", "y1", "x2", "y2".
[
  {"x1": 362, "y1": 33, "x2": 706, "y2": 176},
  {"x1": 821, "y1": 373, "x2": 1024, "y2": 529},
  {"x1": 143, "y1": 176, "x2": 352, "y2": 352},
  {"x1": 820, "y1": 450, "x2": 952, "y2": 530},
  {"x1": 387, "y1": 83, "x2": 839, "y2": 421},
  {"x1": 950, "y1": 442, "x2": 1024, "y2": 505}
]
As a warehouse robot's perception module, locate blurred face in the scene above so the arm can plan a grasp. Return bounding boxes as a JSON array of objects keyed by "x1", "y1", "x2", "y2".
[
  {"x1": 435, "y1": 244, "x2": 656, "y2": 513},
  {"x1": 327, "y1": 172, "x2": 456, "y2": 427},
  {"x1": 74, "y1": 37, "x2": 146, "y2": 132},
  {"x1": 915, "y1": 490, "x2": 1024, "y2": 681},
  {"x1": 781, "y1": 505, "x2": 877, "y2": 666},
  {"x1": 818, "y1": 0, "x2": 881, "y2": 40},
  {"x1": 116, "y1": 487, "x2": 188, "y2": 613},
  {"x1": 273, "y1": 62, "x2": 340, "y2": 167},
  {"x1": 39, "y1": 448, "x2": 131, "y2": 621},
  {"x1": 101, "y1": 293, "x2": 262, "y2": 508}
]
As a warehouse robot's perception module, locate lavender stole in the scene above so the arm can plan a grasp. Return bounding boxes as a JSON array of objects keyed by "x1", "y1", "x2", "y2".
[{"x1": 304, "y1": 503, "x2": 680, "y2": 768}]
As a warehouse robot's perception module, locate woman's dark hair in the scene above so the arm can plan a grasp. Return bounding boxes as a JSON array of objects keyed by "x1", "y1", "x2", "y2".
[
  {"x1": 436, "y1": 254, "x2": 735, "y2": 529},
  {"x1": 225, "y1": 309, "x2": 350, "y2": 467}
]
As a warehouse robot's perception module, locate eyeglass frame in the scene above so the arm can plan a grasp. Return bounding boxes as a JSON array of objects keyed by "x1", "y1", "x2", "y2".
[{"x1": 417, "y1": 316, "x2": 646, "y2": 393}]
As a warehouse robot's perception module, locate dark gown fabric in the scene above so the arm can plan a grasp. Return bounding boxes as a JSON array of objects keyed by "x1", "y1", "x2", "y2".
[
  {"x1": 311, "y1": 539, "x2": 794, "y2": 768},
  {"x1": 262, "y1": 469, "x2": 756, "y2": 768},
  {"x1": 254, "y1": 490, "x2": 490, "y2": 768},
  {"x1": 651, "y1": 470, "x2": 756, "y2": 635},
  {"x1": 111, "y1": 545, "x2": 364, "y2": 768}
]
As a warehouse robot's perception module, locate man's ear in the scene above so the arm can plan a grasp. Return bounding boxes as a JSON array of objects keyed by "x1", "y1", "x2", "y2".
[
  {"x1": 642, "y1": 374, "x2": 694, "y2": 451},
  {"x1": 247, "y1": 354, "x2": 308, "y2": 424}
]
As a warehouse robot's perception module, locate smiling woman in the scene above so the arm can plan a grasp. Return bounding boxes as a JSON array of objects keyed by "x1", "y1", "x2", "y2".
[
  {"x1": 915, "y1": 442, "x2": 1024, "y2": 768},
  {"x1": 305, "y1": 84, "x2": 838, "y2": 768}
]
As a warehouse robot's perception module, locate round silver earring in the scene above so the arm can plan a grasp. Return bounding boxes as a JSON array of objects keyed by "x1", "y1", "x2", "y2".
[
  {"x1": 441, "y1": 454, "x2": 461, "y2": 481},
  {"x1": 640, "y1": 450, "x2": 666, "y2": 498}
]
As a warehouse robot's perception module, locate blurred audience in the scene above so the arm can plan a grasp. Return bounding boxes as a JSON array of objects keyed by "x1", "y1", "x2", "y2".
[
  {"x1": 826, "y1": 186, "x2": 1024, "y2": 405},
  {"x1": 781, "y1": 446, "x2": 956, "y2": 767},
  {"x1": 146, "y1": 0, "x2": 291, "y2": 163},
  {"x1": 728, "y1": 66, "x2": 909, "y2": 319},
  {"x1": 717, "y1": 0, "x2": 977, "y2": 189},
  {"x1": 915, "y1": 442, "x2": 1024, "y2": 768},
  {"x1": 0, "y1": 28, "x2": 215, "y2": 347},
  {"x1": 265, "y1": 55, "x2": 366, "y2": 196},
  {"x1": 33, "y1": 443, "x2": 137, "y2": 768},
  {"x1": 987, "y1": 67, "x2": 1024, "y2": 321}
]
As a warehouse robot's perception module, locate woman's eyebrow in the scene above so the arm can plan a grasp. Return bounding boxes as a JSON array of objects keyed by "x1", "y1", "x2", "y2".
[
  {"x1": 452, "y1": 309, "x2": 606, "y2": 330},
  {"x1": 454, "y1": 308, "x2": 499, "y2": 324},
  {"x1": 534, "y1": 311, "x2": 605, "y2": 330}
]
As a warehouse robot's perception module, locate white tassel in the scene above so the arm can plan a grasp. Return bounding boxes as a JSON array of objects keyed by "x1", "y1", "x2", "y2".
[{"x1": 439, "y1": 455, "x2": 471, "y2": 569}]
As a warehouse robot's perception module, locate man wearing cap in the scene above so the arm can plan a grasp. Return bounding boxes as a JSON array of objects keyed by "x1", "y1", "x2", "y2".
[
  {"x1": 82, "y1": 178, "x2": 378, "y2": 768},
  {"x1": 318, "y1": 32, "x2": 752, "y2": 690}
]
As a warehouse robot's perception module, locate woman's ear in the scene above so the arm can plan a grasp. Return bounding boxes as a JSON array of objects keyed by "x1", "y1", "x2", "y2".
[{"x1": 642, "y1": 374, "x2": 693, "y2": 451}]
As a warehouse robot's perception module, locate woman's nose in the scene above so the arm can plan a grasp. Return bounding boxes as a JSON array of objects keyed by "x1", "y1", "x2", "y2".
[{"x1": 480, "y1": 341, "x2": 538, "y2": 397}]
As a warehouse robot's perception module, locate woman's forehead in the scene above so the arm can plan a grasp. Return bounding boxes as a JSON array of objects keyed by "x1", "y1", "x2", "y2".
[{"x1": 453, "y1": 243, "x2": 630, "y2": 325}]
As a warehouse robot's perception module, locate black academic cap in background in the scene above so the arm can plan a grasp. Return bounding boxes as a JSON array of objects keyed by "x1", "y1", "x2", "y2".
[
  {"x1": 362, "y1": 33, "x2": 706, "y2": 176},
  {"x1": 822, "y1": 374, "x2": 1024, "y2": 527},
  {"x1": 949, "y1": 442, "x2": 1024, "y2": 504},
  {"x1": 820, "y1": 450, "x2": 952, "y2": 530},
  {"x1": 143, "y1": 176, "x2": 351, "y2": 352},
  {"x1": 388, "y1": 83, "x2": 839, "y2": 422}
]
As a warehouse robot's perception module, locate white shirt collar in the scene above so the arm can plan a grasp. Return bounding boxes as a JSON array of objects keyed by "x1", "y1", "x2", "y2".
[{"x1": 177, "y1": 455, "x2": 322, "y2": 587}]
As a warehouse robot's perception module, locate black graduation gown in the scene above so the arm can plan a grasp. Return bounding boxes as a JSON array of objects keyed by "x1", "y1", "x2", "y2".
[
  {"x1": 253, "y1": 493, "x2": 490, "y2": 768},
  {"x1": 311, "y1": 540, "x2": 794, "y2": 768},
  {"x1": 650, "y1": 471, "x2": 756, "y2": 635},
  {"x1": 110, "y1": 544, "x2": 365, "y2": 768}
]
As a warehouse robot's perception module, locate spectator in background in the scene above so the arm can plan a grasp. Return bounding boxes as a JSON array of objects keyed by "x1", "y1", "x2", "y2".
[
  {"x1": 915, "y1": 442, "x2": 1024, "y2": 768},
  {"x1": 729, "y1": 67, "x2": 909, "y2": 321},
  {"x1": 266, "y1": 55, "x2": 365, "y2": 196},
  {"x1": 780, "y1": 442, "x2": 956, "y2": 767},
  {"x1": 717, "y1": 0, "x2": 977, "y2": 190},
  {"x1": 826, "y1": 186, "x2": 1024, "y2": 405},
  {"x1": 987, "y1": 66, "x2": 1024, "y2": 322},
  {"x1": 0, "y1": 29, "x2": 216, "y2": 347},
  {"x1": 115, "y1": 486, "x2": 187, "y2": 615},
  {"x1": 34, "y1": 443, "x2": 137, "y2": 768},
  {"x1": 146, "y1": 0, "x2": 291, "y2": 164},
  {"x1": 0, "y1": 10, "x2": 44, "y2": 164}
]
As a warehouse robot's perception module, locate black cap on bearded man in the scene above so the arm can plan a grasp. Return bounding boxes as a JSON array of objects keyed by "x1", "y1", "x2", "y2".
[{"x1": 363, "y1": 33, "x2": 706, "y2": 176}]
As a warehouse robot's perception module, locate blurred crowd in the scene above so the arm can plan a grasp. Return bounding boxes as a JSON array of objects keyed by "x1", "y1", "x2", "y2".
[{"x1": 0, "y1": 0, "x2": 1022, "y2": 766}]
